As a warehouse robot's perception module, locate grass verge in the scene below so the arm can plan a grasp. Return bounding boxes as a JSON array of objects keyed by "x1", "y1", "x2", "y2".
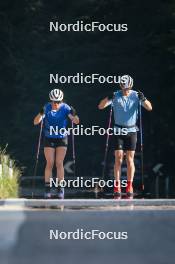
[{"x1": 0, "y1": 146, "x2": 21, "y2": 198}]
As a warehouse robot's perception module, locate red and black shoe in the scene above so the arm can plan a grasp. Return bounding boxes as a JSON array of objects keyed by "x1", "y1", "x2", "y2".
[
  {"x1": 126, "y1": 182, "x2": 134, "y2": 199},
  {"x1": 114, "y1": 185, "x2": 121, "y2": 199}
]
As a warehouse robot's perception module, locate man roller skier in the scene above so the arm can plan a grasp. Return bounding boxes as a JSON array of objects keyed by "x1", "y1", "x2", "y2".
[{"x1": 98, "y1": 75, "x2": 152, "y2": 198}]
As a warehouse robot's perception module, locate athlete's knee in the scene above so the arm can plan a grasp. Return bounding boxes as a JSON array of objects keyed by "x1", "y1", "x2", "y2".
[
  {"x1": 126, "y1": 156, "x2": 135, "y2": 167},
  {"x1": 46, "y1": 160, "x2": 54, "y2": 169},
  {"x1": 115, "y1": 154, "x2": 123, "y2": 166},
  {"x1": 56, "y1": 160, "x2": 64, "y2": 169}
]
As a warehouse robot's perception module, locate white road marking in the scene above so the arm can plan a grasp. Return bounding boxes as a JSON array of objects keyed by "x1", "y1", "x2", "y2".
[{"x1": 64, "y1": 161, "x2": 74, "y2": 173}]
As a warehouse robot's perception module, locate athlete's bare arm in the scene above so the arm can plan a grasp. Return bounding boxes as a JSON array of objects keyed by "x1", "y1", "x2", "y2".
[
  {"x1": 98, "y1": 97, "x2": 111, "y2": 110},
  {"x1": 142, "y1": 99, "x2": 152, "y2": 111},
  {"x1": 137, "y1": 90, "x2": 152, "y2": 111},
  {"x1": 33, "y1": 113, "x2": 44, "y2": 125},
  {"x1": 68, "y1": 114, "x2": 80, "y2": 124}
]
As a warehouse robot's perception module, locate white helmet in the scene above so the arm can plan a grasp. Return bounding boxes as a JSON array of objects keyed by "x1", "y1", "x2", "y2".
[
  {"x1": 49, "y1": 89, "x2": 64, "y2": 101},
  {"x1": 120, "y1": 75, "x2": 133, "y2": 89}
]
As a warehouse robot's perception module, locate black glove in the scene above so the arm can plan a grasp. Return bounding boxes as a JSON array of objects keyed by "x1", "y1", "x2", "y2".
[
  {"x1": 70, "y1": 106, "x2": 77, "y2": 116},
  {"x1": 137, "y1": 90, "x2": 146, "y2": 102},
  {"x1": 39, "y1": 107, "x2": 44, "y2": 115}
]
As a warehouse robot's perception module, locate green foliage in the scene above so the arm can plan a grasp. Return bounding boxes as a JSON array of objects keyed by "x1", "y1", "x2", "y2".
[{"x1": 0, "y1": 146, "x2": 21, "y2": 198}]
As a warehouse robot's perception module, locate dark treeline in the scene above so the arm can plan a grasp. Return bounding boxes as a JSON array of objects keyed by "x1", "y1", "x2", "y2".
[{"x1": 0, "y1": 0, "x2": 175, "y2": 191}]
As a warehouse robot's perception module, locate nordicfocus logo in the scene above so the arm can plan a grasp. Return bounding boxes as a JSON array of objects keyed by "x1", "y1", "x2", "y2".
[
  {"x1": 49, "y1": 21, "x2": 128, "y2": 32},
  {"x1": 50, "y1": 73, "x2": 125, "y2": 84},
  {"x1": 49, "y1": 125, "x2": 128, "y2": 136},
  {"x1": 50, "y1": 229, "x2": 128, "y2": 240},
  {"x1": 50, "y1": 178, "x2": 127, "y2": 189}
]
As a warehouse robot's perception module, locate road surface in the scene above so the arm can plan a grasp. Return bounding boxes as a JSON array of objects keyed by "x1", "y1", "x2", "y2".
[{"x1": 0, "y1": 200, "x2": 175, "y2": 264}]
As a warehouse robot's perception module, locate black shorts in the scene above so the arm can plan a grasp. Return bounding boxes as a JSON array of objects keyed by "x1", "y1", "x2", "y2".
[
  {"x1": 44, "y1": 137, "x2": 68, "y2": 148},
  {"x1": 113, "y1": 132, "x2": 137, "y2": 151}
]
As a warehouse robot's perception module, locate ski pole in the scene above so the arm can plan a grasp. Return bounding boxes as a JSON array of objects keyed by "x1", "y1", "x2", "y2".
[
  {"x1": 72, "y1": 121, "x2": 76, "y2": 178},
  {"x1": 139, "y1": 101, "x2": 144, "y2": 192},
  {"x1": 102, "y1": 102, "x2": 113, "y2": 181},
  {"x1": 32, "y1": 117, "x2": 44, "y2": 198},
  {"x1": 95, "y1": 96, "x2": 114, "y2": 195}
]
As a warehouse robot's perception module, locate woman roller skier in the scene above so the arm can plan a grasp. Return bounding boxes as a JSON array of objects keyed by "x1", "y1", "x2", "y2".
[{"x1": 34, "y1": 89, "x2": 79, "y2": 199}]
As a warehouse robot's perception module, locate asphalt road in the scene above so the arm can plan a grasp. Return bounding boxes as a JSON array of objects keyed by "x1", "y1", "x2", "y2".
[{"x1": 0, "y1": 208, "x2": 175, "y2": 264}]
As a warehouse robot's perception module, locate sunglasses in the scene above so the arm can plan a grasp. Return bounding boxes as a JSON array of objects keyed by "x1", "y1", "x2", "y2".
[{"x1": 51, "y1": 101, "x2": 60, "y2": 104}]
